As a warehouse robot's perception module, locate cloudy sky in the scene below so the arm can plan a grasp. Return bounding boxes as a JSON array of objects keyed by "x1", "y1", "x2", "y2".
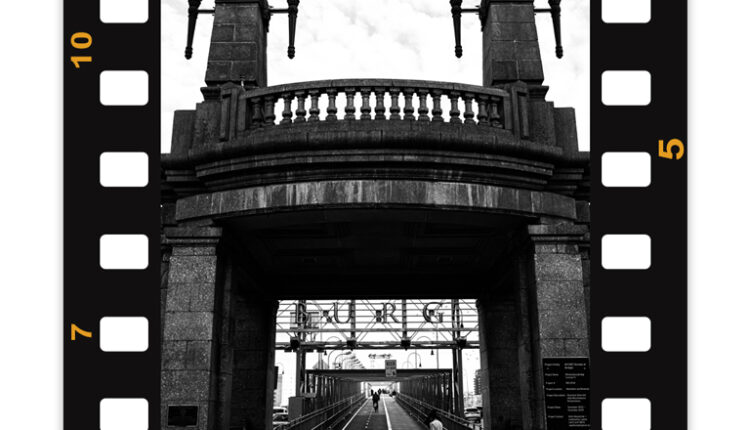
[{"x1": 161, "y1": 0, "x2": 589, "y2": 153}]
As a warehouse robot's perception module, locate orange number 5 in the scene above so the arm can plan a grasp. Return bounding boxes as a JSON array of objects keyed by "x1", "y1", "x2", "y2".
[{"x1": 658, "y1": 139, "x2": 685, "y2": 160}]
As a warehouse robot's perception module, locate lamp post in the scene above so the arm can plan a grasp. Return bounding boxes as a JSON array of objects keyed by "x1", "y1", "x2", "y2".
[
  {"x1": 321, "y1": 336, "x2": 340, "y2": 368},
  {"x1": 407, "y1": 351, "x2": 423, "y2": 368},
  {"x1": 415, "y1": 335, "x2": 436, "y2": 367},
  {"x1": 329, "y1": 350, "x2": 351, "y2": 369}
]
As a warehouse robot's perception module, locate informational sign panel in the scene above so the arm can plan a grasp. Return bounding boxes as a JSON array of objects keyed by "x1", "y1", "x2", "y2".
[
  {"x1": 385, "y1": 359, "x2": 397, "y2": 378},
  {"x1": 542, "y1": 358, "x2": 591, "y2": 430}
]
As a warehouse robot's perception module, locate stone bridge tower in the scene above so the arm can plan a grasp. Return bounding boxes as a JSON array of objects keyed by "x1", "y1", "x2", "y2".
[{"x1": 161, "y1": 1, "x2": 589, "y2": 430}]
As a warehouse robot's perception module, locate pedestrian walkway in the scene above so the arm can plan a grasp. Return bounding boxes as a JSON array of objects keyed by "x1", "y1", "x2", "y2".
[
  {"x1": 343, "y1": 396, "x2": 422, "y2": 430},
  {"x1": 383, "y1": 397, "x2": 423, "y2": 430}
]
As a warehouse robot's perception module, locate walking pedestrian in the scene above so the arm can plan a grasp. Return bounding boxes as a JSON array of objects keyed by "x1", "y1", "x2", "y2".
[{"x1": 427, "y1": 410, "x2": 444, "y2": 430}]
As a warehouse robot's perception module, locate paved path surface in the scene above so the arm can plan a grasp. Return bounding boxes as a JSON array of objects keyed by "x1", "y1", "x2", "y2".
[{"x1": 343, "y1": 397, "x2": 422, "y2": 430}]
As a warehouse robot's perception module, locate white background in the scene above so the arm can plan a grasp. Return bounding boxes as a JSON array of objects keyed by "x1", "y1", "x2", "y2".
[{"x1": 0, "y1": 1, "x2": 746, "y2": 428}]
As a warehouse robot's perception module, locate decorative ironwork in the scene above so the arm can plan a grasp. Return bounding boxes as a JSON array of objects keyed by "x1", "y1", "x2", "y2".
[
  {"x1": 184, "y1": 0, "x2": 214, "y2": 59},
  {"x1": 184, "y1": 0, "x2": 301, "y2": 60},
  {"x1": 275, "y1": 299, "x2": 480, "y2": 351},
  {"x1": 270, "y1": 0, "x2": 301, "y2": 59},
  {"x1": 472, "y1": 0, "x2": 565, "y2": 59},
  {"x1": 535, "y1": 0, "x2": 564, "y2": 58},
  {"x1": 449, "y1": 0, "x2": 481, "y2": 59}
]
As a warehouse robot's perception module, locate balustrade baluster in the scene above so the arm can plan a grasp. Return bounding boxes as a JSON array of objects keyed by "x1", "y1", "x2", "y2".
[
  {"x1": 264, "y1": 96, "x2": 277, "y2": 125},
  {"x1": 449, "y1": 92, "x2": 461, "y2": 123},
  {"x1": 403, "y1": 89, "x2": 415, "y2": 121},
  {"x1": 476, "y1": 95, "x2": 489, "y2": 125},
  {"x1": 360, "y1": 88, "x2": 372, "y2": 120},
  {"x1": 294, "y1": 91, "x2": 307, "y2": 123},
  {"x1": 251, "y1": 97, "x2": 263, "y2": 128},
  {"x1": 463, "y1": 93, "x2": 476, "y2": 124},
  {"x1": 308, "y1": 90, "x2": 320, "y2": 121},
  {"x1": 326, "y1": 89, "x2": 338, "y2": 121},
  {"x1": 489, "y1": 96, "x2": 501, "y2": 127},
  {"x1": 389, "y1": 88, "x2": 401, "y2": 120},
  {"x1": 417, "y1": 90, "x2": 430, "y2": 122},
  {"x1": 344, "y1": 88, "x2": 356, "y2": 120},
  {"x1": 245, "y1": 83, "x2": 513, "y2": 131},
  {"x1": 431, "y1": 91, "x2": 443, "y2": 122},
  {"x1": 374, "y1": 88, "x2": 386, "y2": 120},
  {"x1": 280, "y1": 93, "x2": 293, "y2": 124}
]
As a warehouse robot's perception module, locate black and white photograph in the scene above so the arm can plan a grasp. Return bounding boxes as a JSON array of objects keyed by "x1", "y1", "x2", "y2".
[
  {"x1": 159, "y1": 2, "x2": 590, "y2": 429},
  {"x1": 9, "y1": 0, "x2": 725, "y2": 430}
]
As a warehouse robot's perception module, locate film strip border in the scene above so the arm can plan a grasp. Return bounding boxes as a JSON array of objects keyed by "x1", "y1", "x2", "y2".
[
  {"x1": 591, "y1": 1, "x2": 687, "y2": 430},
  {"x1": 62, "y1": 1, "x2": 687, "y2": 430},
  {"x1": 64, "y1": 0, "x2": 160, "y2": 429}
]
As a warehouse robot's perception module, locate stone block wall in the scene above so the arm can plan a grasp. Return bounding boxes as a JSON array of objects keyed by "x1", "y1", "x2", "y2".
[
  {"x1": 525, "y1": 223, "x2": 590, "y2": 429},
  {"x1": 206, "y1": 1, "x2": 268, "y2": 87},
  {"x1": 161, "y1": 227, "x2": 278, "y2": 430},
  {"x1": 161, "y1": 234, "x2": 225, "y2": 430},
  {"x1": 482, "y1": 0, "x2": 544, "y2": 86},
  {"x1": 478, "y1": 293, "x2": 525, "y2": 430},
  {"x1": 229, "y1": 290, "x2": 277, "y2": 430}
]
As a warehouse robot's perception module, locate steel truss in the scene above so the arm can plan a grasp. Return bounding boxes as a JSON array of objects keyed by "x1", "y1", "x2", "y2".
[{"x1": 275, "y1": 299, "x2": 480, "y2": 350}]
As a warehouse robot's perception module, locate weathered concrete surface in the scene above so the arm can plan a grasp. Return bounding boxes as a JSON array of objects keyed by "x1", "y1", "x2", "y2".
[
  {"x1": 174, "y1": 180, "x2": 578, "y2": 222},
  {"x1": 166, "y1": 112, "x2": 570, "y2": 162},
  {"x1": 477, "y1": 223, "x2": 589, "y2": 430},
  {"x1": 161, "y1": 226, "x2": 278, "y2": 430},
  {"x1": 161, "y1": 228, "x2": 223, "y2": 430},
  {"x1": 478, "y1": 294, "x2": 525, "y2": 430},
  {"x1": 525, "y1": 223, "x2": 589, "y2": 428},
  {"x1": 228, "y1": 290, "x2": 277, "y2": 430}
]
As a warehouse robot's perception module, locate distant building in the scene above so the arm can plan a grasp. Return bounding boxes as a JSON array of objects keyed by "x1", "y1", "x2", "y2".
[
  {"x1": 473, "y1": 369, "x2": 482, "y2": 395},
  {"x1": 274, "y1": 369, "x2": 284, "y2": 407}
]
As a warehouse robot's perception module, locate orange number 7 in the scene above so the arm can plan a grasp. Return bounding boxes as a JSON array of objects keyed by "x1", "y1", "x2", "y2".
[{"x1": 71, "y1": 324, "x2": 92, "y2": 340}]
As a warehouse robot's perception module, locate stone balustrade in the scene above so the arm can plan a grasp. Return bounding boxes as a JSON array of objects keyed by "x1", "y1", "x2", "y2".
[{"x1": 214, "y1": 79, "x2": 530, "y2": 142}]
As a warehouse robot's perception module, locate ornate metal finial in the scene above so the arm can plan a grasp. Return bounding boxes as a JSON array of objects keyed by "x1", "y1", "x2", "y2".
[
  {"x1": 287, "y1": 0, "x2": 299, "y2": 59},
  {"x1": 450, "y1": 0, "x2": 464, "y2": 58},
  {"x1": 185, "y1": 1, "x2": 299, "y2": 60},
  {"x1": 535, "y1": 0, "x2": 564, "y2": 59},
  {"x1": 185, "y1": 0, "x2": 201, "y2": 59},
  {"x1": 184, "y1": 0, "x2": 215, "y2": 60},
  {"x1": 549, "y1": 0, "x2": 563, "y2": 58},
  {"x1": 449, "y1": 0, "x2": 481, "y2": 59},
  {"x1": 270, "y1": 0, "x2": 301, "y2": 59}
]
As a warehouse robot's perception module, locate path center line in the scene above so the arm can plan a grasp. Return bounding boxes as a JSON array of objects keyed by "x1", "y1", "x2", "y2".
[
  {"x1": 342, "y1": 398, "x2": 368, "y2": 430},
  {"x1": 384, "y1": 398, "x2": 393, "y2": 430}
]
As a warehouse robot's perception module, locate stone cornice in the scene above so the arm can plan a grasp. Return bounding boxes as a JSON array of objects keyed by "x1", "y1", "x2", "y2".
[{"x1": 174, "y1": 180, "x2": 579, "y2": 223}]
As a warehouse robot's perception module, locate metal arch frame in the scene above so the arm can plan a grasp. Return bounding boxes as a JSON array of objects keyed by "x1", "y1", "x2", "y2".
[{"x1": 275, "y1": 299, "x2": 480, "y2": 351}]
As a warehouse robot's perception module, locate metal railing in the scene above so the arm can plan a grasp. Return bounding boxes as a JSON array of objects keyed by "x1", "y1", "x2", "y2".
[
  {"x1": 395, "y1": 393, "x2": 481, "y2": 430},
  {"x1": 281, "y1": 394, "x2": 366, "y2": 430}
]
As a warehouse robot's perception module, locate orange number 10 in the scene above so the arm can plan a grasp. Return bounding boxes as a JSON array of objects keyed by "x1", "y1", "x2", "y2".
[{"x1": 70, "y1": 32, "x2": 92, "y2": 69}]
